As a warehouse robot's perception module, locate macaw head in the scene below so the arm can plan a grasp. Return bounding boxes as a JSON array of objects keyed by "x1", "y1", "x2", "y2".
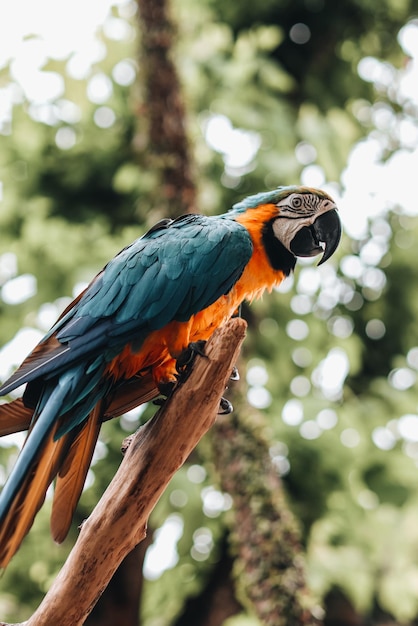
[
  {"x1": 273, "y1": 186, "x2": 341, "y2": 265},
  {"x1": 232, "y1": 185, "x2": 342, "y2": 267}
]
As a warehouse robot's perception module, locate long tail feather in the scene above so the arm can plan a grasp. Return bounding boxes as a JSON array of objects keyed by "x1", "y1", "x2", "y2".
[
  {"x1": 0, "y1": 380, "x2": 71, "y2": 522},
  {"x1": 0, "y1": 369, "x2": 158, "y2": 566},
  {"x1": 50, "y1": 401, "x2": 103, "y2": 543},
  {"x1": 0, "y1": 422, "x2": 70, "y2": 568},
  {"x1": 0, "y1": 377, "x2": 75, "y2": 567},
  {"x1": 0, "y1": 399, "x2": 33, "y2": 436},
  {"x1": 0, "y1": 371, "x2": 157, "y2": 437}
]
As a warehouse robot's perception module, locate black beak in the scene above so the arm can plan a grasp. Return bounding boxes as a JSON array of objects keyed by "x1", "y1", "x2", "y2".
[{"x1": 290, "y1": 209, "x2": 341, "y2": 265}]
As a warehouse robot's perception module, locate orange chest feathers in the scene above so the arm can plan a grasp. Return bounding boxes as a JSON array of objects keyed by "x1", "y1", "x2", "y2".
[
  {"x1": 107, "y1": 205, "x2": 285, "y2": 383},
  {"x1": 171, "y1": 204, "x2": 286, "y2": 349}
]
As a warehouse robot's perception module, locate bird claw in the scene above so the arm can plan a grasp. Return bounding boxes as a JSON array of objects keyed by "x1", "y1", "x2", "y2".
[
  {"x1": 156, "y1": 381, "x2": 176, "y2": 397},
  {"x1": 230, "y1": 366, "x2": 240, "y2": 381},
  {"x1": 216, "y1": 366, "x2": 238, "y2": 414},
  {"x1": 155, "y1": 345, "x2": 235, "y2": 415},
  {"x1": 218, "y1": 397, "x2": 233, "y2": 414},
  {"x1": 152, "y1": 380, "x2": 176, "y2": 407},
  {"x1": 153, "y1": 396, "x2": 166, "y2": 407},
  {"x1": 176, "y1": 340, "x2": 207, "y2": 374}
]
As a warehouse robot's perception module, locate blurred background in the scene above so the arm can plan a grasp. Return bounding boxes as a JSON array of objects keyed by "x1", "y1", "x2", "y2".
[{"x1": 1, "y1": 0, "x2": 418, "y2": 624}]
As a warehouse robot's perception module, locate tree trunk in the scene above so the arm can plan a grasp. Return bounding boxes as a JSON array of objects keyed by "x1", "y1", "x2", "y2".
[
  {"x1": 137, "y1": 0, "x2": 197, "y2": 218},
  {"x1": 212, "y1": 395, "x2": 324, "y2": 626},
  {"x1": 173, "y1": 535, "x2": 242, "y2": 626}
]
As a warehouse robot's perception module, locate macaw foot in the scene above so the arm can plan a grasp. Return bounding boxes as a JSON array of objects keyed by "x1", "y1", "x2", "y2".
[
  {"x1": 153, "y1": 345, "x2": 236, "y2": 415},
  {"x1": 152, "y1": 380, "x2": 176, "y2": 407},
  {"x1": 217, "y1": 367, "x2": 239, "y2": 414},
  {"x1": 219, "y1": 397, "x2": 233, "y2": 414},
  {"x1": 230, "y1": 366, "x2": 240, "y2": 381},
  {"x1": 157, "y1": 380, "x2": 176, "y2": 397},
  {"x1": 152, "y1": 341, "x2": 207, "y2": 408},
  {"x1": 176, "y1": 340, "x2": 207, "y2": 375}
]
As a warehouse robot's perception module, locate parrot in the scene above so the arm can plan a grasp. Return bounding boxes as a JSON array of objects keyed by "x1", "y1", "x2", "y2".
[{"x1": 0, "y1": 185, "x2": 341, "y2": 567}]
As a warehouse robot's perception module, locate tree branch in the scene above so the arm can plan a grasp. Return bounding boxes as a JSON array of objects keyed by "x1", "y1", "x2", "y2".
[
  {"x1": 212, "y1": 400, "x2": 323, "y2": 626},
  {"x1": 0, "y1": 318, "x2": 246, "y2": 626}
]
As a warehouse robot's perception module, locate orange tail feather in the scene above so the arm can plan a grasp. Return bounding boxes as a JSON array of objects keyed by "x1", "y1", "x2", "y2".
[
  {"x1": 0, "y1": 423, "x2": 70, "y2": 568},
  {"x1": 51, "y1": 402, "x2": 103, "y2": 543}
]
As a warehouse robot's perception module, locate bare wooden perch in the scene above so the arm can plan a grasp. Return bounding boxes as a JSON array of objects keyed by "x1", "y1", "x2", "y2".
[{"x1": 0, "y1": 318, "x2": 246, "y2": 626}]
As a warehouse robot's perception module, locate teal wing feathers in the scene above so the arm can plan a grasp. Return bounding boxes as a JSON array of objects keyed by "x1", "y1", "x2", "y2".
[
  {"x1": 73, "y1": 214, "x2": 252, "y2": 325},
  {"x1": 0, "y1": 214, "x2": 253, "y2": 565},
  {"x1": 0, "y1": 214, "x2": 252, "y2": 396}
]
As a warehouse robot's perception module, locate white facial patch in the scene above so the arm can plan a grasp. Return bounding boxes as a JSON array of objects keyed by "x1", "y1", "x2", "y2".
[{"x1": 272, "y1": 193, "x2": 337, "y2": 251}]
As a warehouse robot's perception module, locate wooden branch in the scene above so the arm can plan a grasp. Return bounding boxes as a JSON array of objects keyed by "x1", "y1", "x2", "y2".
[{"x1": 0, "y1": 318, "x2": 246, "y2": 626}]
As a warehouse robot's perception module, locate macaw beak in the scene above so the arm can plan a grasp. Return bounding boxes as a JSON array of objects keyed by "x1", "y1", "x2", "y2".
[{"x1": 290, "y1": 209, "x2": 341, "y2": 265}]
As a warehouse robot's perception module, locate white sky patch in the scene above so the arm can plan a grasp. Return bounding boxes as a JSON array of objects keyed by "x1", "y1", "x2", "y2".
[
  {"x1": 36, "y1": 302, "x2": 61, "y2": 330},
  {"x1": 398, "y1": 414, "x2": 418, "y2": 442},
  {"x1": 66, "y1": 41, "x2": 107, "y2": 81},
  {"x1": 372, "y1": 426, "x2": 397, "y2": 451},
  {"x1": 203, "y1": 114, "x2": 261, "y2": 172},
  {"x1": 0, "y1": 430, "x2": 27, "y2": 451},
  {"x1": 143, "y1": 514, "x2": 184, "y2": 581},
  {"x1": 0, "y1": 0, "x2": 124, "y2": 70},
  {"x1": 0, "y1": 327, "x2": 43, "y2": 379},
  {"x1": 94, "y1": 106, "x2": 116, "y2": 128},
  {"x1": 340, "y1": 142, "x2": 418, "y2": 239},
  {"x1": 1, "y1": 274, "x2": 37, "y2": 305},
  {"x1": 191, "y1": 527, "x2": 214, "y2": 562},
  {"x1": 398, "y1": 21, "x2": 418, "y2": 58},
  {"x1": 0, "y1": 0, "x2": 133, "y2": 126},
  {"x1": 282, "y1": 398, "x2": 304, "y2": 426},
  {"x1": 312, "y1": 347, "x2": 350, "y2": 401},
  {"x1": 340, "y1": 428, "x2": 360, "y2": 448},
  {"x1": 246, "y1": 364, "x2": 269, "y2": 386},
  {"x1": 87, "y1": 73, "x2": 113, "y2": 104},
  {"x1": 247, "y1": 386, "x2": 272, "y2": 409},
  {"x1": 0, "y1": 252, "x2": 18, "y2": 282},
  {"x1": 201, "y1": 486, "x2": 232, "y2": 517},
  {"x1": 55, "y1": 126, "x2": 77, "y2": 150},
  {"x1": 300, "y1": 164, "x2": 326, "y2": 188},
  {"x1": 339, "y1": 20, "x2": 418, "y2": 239},
  {"x1": 357, "y1": 56, "x2": 396, "y2": 88},
  {"x1": 388, "y1": 367, "x2": 416, "y2": 391},
  {"x1": 187, "y1": 464, "x2": 207, "y2": 484},
  {"x1": 297, "y1": 267, "x2": 321, "y2": 296},
  {"x1": 316, "y1": 408, "x2": 338, "y2": 430},
  {"x1": 112, "y1": 59, "x2": 137, "y2": 86},
  {"x1": 286, "y1": 319, "x2": 309, "y2": 341},
  {"x1": 300, "y1": 420, "x2": 321, "y2": 440}
]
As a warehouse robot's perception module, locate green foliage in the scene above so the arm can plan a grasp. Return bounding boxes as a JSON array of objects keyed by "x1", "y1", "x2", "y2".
[
  {"x1": 205, "y1": 0, "x2": 411, "y2": 109},
  {"x1": 1, "y1": 0, "x2": 418, "y2": 624}
]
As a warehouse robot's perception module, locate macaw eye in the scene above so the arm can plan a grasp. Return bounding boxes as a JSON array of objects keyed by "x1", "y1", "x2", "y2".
[{"x1": 291, "y1": 195, "x2": 303, "y2": 209}]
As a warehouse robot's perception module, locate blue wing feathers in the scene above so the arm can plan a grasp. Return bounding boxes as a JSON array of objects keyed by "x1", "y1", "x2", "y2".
[
  {"x1": 0, "y1": 215, "x2": 252, "y2": 397},
  {"x1": 0, "y1": 212, "x2": 254, "y2": 557}
]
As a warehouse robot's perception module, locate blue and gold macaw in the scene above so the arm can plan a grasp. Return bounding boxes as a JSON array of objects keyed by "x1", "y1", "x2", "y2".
[{"x1": 0, "y1": 185, "x2": 341, "y2": 566}]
